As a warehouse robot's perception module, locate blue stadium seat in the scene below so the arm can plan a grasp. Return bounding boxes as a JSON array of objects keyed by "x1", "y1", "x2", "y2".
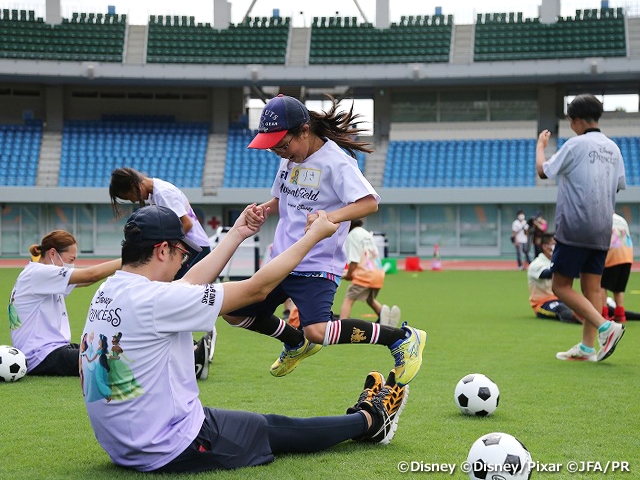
[
  {"x1": 384, "y1": 137, "x2": 537, "y2": 188},
  {"x1": 59, "y1": 118, "x2": 209, "y2": 187}
]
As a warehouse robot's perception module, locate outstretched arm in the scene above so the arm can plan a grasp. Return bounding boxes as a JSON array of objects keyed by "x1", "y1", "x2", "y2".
[
  {"x1": 69, "y1": 259, "x2": 122, "y2": 286},
  {"x1": 220, "y1": 211, "x2": 339, "y2": 314},
  {"x1": 179, "y1": 203, "x2": 268, "y2": 285}
]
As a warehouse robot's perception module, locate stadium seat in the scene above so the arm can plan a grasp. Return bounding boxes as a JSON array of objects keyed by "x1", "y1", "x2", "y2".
[{"x1": 59, "y1": 118, "x2": 209, "y2": 188}]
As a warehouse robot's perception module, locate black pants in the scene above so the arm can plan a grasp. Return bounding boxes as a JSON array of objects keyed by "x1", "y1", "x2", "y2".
[{"x1": 29, "y1": 344, "x2": 80, "y2": 376}]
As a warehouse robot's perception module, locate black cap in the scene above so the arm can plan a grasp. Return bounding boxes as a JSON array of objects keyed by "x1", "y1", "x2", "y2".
[{"x1": 124, "y1": 205, "x2": 202, "y2": 252}]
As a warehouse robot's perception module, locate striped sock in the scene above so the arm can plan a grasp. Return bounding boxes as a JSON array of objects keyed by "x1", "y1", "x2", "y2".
[{"x1": 323, "y1": 319, "x2": 405, "y2": 346}]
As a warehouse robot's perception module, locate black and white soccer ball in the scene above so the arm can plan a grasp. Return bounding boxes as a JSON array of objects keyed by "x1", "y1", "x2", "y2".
[
  {"x1": 0, "y1": 345, "x2": 27, "y2": 382},
  {"x1": 466, "y1": 432, "x2": 532, "y2": 479},
  {"x1": 454, "y1": 373, "x2": 500, "y2": 416}
]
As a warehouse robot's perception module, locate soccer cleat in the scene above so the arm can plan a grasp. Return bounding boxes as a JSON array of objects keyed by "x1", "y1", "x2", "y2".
[
  {"x1": 346, "y1": 371, "x2": 385, "y2": 415},
  {"x1": 597, "y1": 321, "x2": 625, "y2": 361},
  {"x1": 270, "y1": 338, "x2": 322, "y2": 377},
  {"x1": 555, "y1": 344, "x2": 597, "y2": 362},
  {"x1": 356, "y1": 369, "x2": 409, "y2": 444},
  {"x1": 194, "y1": 335, "x2": 210, "y2": 380},
  {"x1": 390, "y1": 323, "x2": 427, "y2": 386},
  {"x1": 379, "y1": 304, "x2": 390, "y2": 326},
  {"x1": 389, "y1": 305, "x2": 402, "y2": 328}
]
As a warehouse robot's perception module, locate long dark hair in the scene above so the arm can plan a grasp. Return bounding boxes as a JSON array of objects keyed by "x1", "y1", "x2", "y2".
[
  {"x1": 109, "y1": 167, "x2": 146, "y2": 217},
  {"x1": 290, "y1": 95, "x2": 373, "y2": 157},
  {"x1": 98, "y1": 334, "x2": 110, "y2": 372}
]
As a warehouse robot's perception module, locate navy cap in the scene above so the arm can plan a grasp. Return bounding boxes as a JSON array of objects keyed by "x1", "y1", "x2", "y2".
[
  {"x1": 248, "y1": 94, "x2": 310, "y2": 149},
  {"x1": 124, "y1": 205, "x2": 202, "y2": 252}
]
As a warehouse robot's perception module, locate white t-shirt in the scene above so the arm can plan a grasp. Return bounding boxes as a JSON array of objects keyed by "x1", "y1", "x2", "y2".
[
  {"x1": 149, "y1": 178, "x2": 209, "y2": 248},
  {"x1": 511, "y1": 219, "x2": 529, "y2": 244},
  {"x1": 527, "y1": 253, "x2": 556, "y2": 310},
  {"x1": 269, "y1": 139, "x2": 380, "y2": 275},
  {"x1": 9, "y1": 262, "x2": 75, "y2": 371},
  {"x1": 80, "y1": 270, "x2": 222, "y2": 471},
  {"x1": 543, "y1": 131, "x2": 626, "y2": 250},
  {"x1": 345, "y1": 226, "x2": 384, "y2": 288}
]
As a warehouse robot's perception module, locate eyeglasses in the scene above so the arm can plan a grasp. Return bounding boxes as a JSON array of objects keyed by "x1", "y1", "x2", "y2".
[
  {"x1": 269, "y1": 135, "x2": 293, "y2": 154},
  {"x1": 155, "y1": 242, "x2": 191, "y2": 265},
  {"x1": 172, "y1": 243, "x2": 192, "y2": 265}
]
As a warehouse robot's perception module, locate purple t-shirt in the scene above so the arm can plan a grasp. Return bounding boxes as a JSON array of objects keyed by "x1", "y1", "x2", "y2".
[
  {"x1": 9, "y1": 262, "x2": 75, "y2": 371},
  {"x1": 269, "y1": 139, "x2": 379, "y2": 275},
  {"x1": 80, "y1": 271, "x2": 222, "y2": 471}
]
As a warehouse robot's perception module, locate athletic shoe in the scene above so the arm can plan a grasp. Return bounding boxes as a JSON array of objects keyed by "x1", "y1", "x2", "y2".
[
  {"x1": 555, "y1": 343, "x2": 597, "y2": 362},
  {"x1": 194, "y1": 335, "x2": 210, "y2": 380},
  {"x1": 379, "y1": 304, "x2": 390, "y2": 326},
  {"x1": 390, "y1": 323, "x2": 427, "y2": 386},
  {"x1": 597, "y1": 321, "x2": 625, "y2": 361},
  {"x1": 346, "y1": 371, "x2": 385, "y2": 415},
  {"x1": 356, "y1": 369, "x2": 409, "y2": 444},
  {"x1": 270, "y1": 338, "x2": 322, "y2": 377},
  {"x1": 206, "y1": 328, "x2": 216, "y2": 363},
  {"x1": 389, "y1": 305, "x2": 402, "y2": 328}
]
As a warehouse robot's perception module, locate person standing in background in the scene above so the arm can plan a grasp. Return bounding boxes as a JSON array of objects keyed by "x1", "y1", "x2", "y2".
[
  {"x1": 512, "y1": 210, "x2": 531, "y2": 270},
  {"x1": 536, "y1": 93, "x2": 626, "y2": 362},
  {"x1": 339, "y1": 218, "x2": 401, "y2": 327},
  {"x1": 601, "y1": 213, "x2": 634, "y2": 323},
  {"x1": 528, "y1": 212, "x2": 548, "y2": 257}
]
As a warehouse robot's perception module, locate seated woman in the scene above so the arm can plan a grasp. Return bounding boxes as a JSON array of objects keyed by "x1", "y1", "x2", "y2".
[{"x1": 8, "y1": 230, "x2": 121, "y2": 376}]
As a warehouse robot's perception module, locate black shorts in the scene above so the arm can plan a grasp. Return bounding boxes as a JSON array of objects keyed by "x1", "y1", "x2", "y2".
[
  {"x1": 601, "y1": 263, "x2": 632, "y2": 292},
  {"x1": 29, "y1": 344, "x2": 80, "y2": 376},
  {"x1": 155, "y1": 407, "x2": 273, "y2": 473}
]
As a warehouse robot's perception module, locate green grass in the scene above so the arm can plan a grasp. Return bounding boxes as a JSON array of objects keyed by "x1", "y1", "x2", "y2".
[{"x1": 1, "y1": 267, "x2": 639, "y2": 479}]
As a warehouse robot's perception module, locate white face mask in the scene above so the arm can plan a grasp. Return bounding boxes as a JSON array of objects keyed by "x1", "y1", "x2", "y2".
[
  {"x1": 518, "y1": 214, "x2": 525, "y2": 221},
  {"x1": 54, "y1": 251, "x2": 75, "y2": 269}
]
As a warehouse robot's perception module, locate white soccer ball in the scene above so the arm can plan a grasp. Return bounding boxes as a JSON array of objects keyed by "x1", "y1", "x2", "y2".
[
  {"x1": 454, "y1": 373, "x2": 500, "y2": 416},
  {"x1": 0, "y1": 345, "x2": 28, "y2": 382},
  {"x1": 466, "y1": 432, "x2": 532, "y2": 479}
]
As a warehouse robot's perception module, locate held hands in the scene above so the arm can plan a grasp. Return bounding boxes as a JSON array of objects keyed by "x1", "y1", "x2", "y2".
[
  {"x1": 234, "y1": 203, "x2": 270, "y2": 239},
  {"x1": 304, "y1": 212, "x2": 319, "y2": 233},
  {"x1": 305, "y1": 210, "x2": 338, "y2": 240}
]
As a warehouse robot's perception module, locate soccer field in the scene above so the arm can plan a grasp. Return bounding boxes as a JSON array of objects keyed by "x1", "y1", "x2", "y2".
[{"x1": 1, "y1": 267, "x2": 638, "y2": 480}]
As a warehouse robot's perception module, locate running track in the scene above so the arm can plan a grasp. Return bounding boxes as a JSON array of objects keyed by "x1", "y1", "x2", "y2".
[{"x1": 1, "y1": 257, "x2": 638, "y2": 271}]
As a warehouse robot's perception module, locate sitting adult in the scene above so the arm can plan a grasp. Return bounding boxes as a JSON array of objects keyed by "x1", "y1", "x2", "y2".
[
  {"x1": 527, "y1": 233, "x2": 582, "y2": 324},
  {"x1": 80, "y1": 205, "x2": 408, "y2": 473},
  {"x1": 8, "y1": 230, "x2": 121, "y2": 376}
]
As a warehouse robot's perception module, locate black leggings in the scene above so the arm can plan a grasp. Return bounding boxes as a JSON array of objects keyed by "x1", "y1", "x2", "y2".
[{"x1": 264, "y1": 412, "x2": 367, "y2": 454}]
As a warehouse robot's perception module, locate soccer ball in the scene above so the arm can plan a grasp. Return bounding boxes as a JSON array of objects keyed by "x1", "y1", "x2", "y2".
[
  {"x1": 0, "y1": 345, "x2": 28, "y2": 382},
  {"x1": 454, "y1": 373, "x2": 500, "y2": 416},
  {"x1": 466, "y1": 432, "x2": 532, "y2": 479}
]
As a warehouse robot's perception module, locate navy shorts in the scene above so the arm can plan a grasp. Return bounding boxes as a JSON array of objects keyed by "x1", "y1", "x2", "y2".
[
  {"x1": 228, "y1": 274, "x2": 337, "y2": 327},
  {"x1": 550, "y1": 241, "x2": 607, "y2": 279}
]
